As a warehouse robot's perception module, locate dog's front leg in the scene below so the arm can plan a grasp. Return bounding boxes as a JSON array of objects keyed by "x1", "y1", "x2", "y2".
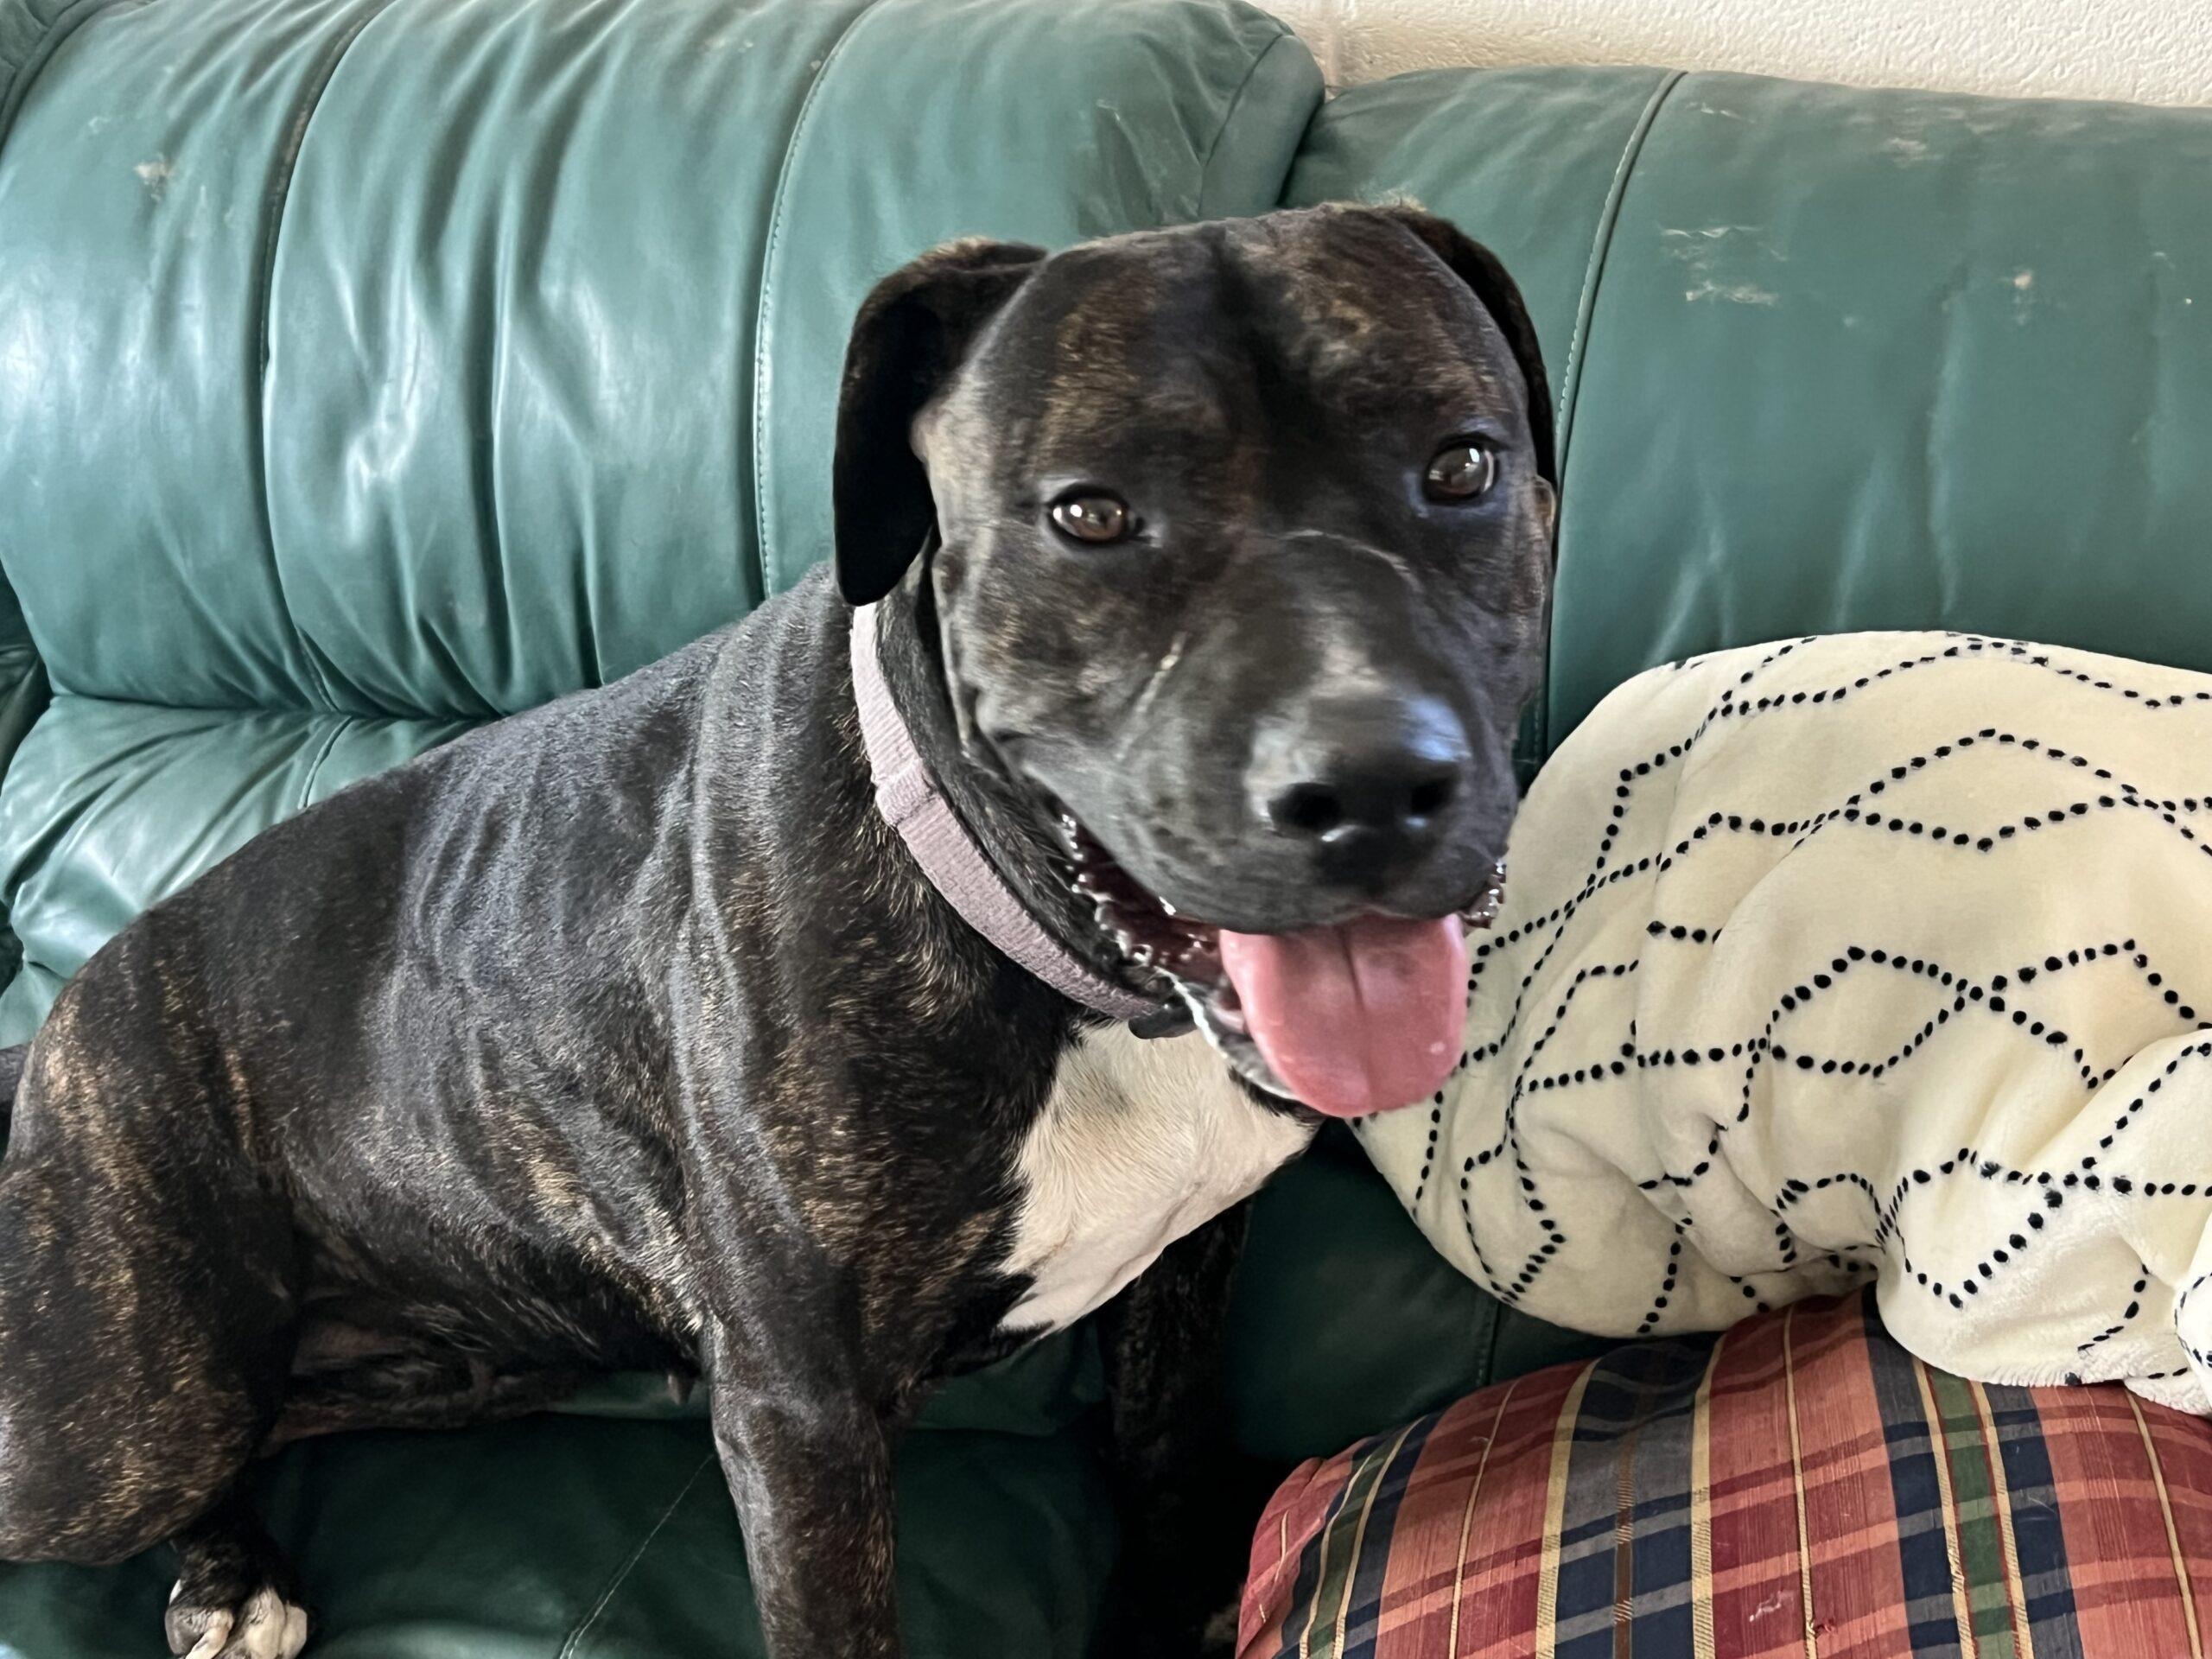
[
  {"x1": 1096, "y1": 1201, "x2": 1273, "y2": 1658},
  {"x1": 710, "y1": 1372, "x2": 901, "y2": 1659}
]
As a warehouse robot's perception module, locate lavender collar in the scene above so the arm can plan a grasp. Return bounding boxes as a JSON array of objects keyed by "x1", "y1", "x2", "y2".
[{"x1": 849, "y1": 601, "x2": 1164, "y2": 1022}]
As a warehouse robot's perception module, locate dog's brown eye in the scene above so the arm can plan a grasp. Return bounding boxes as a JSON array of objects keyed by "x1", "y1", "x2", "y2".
[
  {"x1": 1425, "y1": 442, "x2": 1497, "y2": 502},
  {"x1": 1049, "y1": 493, "x2": 1133, "y2": 545}
]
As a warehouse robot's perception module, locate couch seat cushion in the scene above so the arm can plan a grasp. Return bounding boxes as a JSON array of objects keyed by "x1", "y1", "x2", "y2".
[{"x1": 0, "y1": 1408, "x2": 1114, "y2": 1658}]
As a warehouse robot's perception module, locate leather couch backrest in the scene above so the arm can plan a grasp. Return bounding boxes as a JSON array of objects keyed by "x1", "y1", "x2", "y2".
[
  {"x1": 1287, "y1": 67, "x2": 2212, "y2": 752},
  {"x1": 0, "y1": 0, "x2": 1319, "y2": 1034}
]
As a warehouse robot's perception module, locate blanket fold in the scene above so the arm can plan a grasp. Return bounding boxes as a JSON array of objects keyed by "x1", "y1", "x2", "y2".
[{"x1": 1358, "y1": 632, "x2": 2212, "y2": 1412}]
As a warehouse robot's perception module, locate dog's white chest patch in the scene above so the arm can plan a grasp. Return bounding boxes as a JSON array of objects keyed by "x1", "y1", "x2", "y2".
[{"x1": 995, "y1": 1021, "x2": 1314, "y2": 1335}]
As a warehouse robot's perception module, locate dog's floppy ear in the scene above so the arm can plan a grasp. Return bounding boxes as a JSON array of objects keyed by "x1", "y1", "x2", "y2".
[
  {"x1": 833, "y1": 238, "x2": 1047, "y2": 606},
  {"x1": 1373, "y1": 207, "x2": 1557, "y2": 493}
]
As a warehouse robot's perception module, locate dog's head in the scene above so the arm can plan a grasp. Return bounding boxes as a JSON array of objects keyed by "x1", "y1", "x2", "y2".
[{"x1": 835, "y1": 206, "x2": 1555, "y2": 1117}]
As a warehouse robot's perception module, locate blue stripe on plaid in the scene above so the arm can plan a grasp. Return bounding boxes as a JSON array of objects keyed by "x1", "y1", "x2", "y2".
[
  {"x1": 1862, "y1": 1306, "x2": 1972, "y2": 1656},
  {"x1": 1618, "y1": 1340, "x2": 1706, "y2": 1655},
  {"x1": 1988, "y1": 1382, "x2": 2087, "y2": 1656},
  {"x1": 1338, "y1": 1412, "x2": 1446, "y2": 1659},
  {"x1": 1554, "y1": 1333, "x2": 1718, "y2": 1656},
  {"x1": 1274, "y1": 1448, "x2": 1362, "y2": 1659}
]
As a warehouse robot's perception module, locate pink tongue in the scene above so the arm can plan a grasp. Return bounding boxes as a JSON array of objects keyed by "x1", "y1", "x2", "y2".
[{"x1": 1218, "y1": 915, "x2": 1470, "y2": 1117}]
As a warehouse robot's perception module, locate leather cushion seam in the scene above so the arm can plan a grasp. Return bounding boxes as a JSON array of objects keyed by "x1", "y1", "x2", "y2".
[
  {"x1": 293, "y1": 713, "x2": 349, "y2": 814},
  {"x1": 1194, "y1": 26, "x2": 1300, "y2": 219},
  {"x1": 555, "y1": 1450, "x2": 720, "y2": 1659},
  {"x1": 748, "y1": 0, "x2": 887, "y2": 607},
  {"x1": 247, "y1": 0, "x2": 408, "y2": 714},
  {"x1": 1554, "y1": 69, "x2": 1687, "y2": 474},
  {"x1": 1538, "y1": 67, "x2": 1686, "y2": 764}
]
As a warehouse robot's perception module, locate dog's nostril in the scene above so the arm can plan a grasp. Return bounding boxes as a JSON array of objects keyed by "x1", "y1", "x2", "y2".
[
  {"x1": 1272, "y1": 783, "x2": 1346, "y2": 836},
  {"x1": 1264, "y1": 760, "x2": 1463, "y2": 846},
  {"x1": 1408, "y1": 775, "x2": 1457, "y2": 819}
]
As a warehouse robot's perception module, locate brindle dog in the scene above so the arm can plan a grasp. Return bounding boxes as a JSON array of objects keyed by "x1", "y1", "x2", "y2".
[{"x1": 0, "y1": 205, "x2": 1554, "y2": 1658}]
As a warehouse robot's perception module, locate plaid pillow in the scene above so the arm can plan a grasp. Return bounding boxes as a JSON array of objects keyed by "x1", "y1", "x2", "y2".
[{"x1": 1240, "y1": 1292, "x2": 2212, "y2": 1657}]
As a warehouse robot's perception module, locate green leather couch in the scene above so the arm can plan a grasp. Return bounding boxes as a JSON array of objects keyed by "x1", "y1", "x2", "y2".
[{"x1": 2, "y1": 0, "x2": 2208, "y2": 1650}]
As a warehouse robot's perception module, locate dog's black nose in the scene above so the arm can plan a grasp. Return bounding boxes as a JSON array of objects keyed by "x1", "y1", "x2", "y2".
[{"x1": 1255, "y1": 695, "x2": 1471, "y2": 868}]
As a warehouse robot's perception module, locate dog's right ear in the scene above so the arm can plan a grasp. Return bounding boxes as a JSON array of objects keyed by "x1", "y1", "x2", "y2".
[
  {"x1": 1370, "y1": 206, "x2": 1556, "y2": 494},
  {"x1": 833, "y1": 238, "x2": 1047, "y2": 607}
]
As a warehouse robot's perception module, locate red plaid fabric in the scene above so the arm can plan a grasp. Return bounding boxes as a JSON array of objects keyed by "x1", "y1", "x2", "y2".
[{"x1": 1240, "y1": 1292, "x2": 2212, "y2": 1657}]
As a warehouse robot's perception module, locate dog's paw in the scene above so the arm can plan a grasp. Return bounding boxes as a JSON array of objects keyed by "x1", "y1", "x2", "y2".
[{"x1": 166, "y1": 1582, "x2": 309, "y2": 1659}]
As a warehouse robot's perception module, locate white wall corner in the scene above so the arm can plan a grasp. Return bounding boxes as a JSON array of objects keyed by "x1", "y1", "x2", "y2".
[{"x1": 1266, "y1": 0, "x2": 2212, "y2": 106}]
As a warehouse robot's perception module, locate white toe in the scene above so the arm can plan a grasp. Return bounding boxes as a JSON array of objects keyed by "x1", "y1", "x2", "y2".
[
  {"x1": 183, "y1": 1611, "x2": 232, "y2": 1659},
  {"x1": 233, "y1": 1588, "x2": 308, "y2": 1659}
]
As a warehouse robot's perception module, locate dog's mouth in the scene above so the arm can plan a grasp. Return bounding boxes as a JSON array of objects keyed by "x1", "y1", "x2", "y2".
[{"x1": 1058, "y1": 814, "x2": 1504, "y2": 1117}]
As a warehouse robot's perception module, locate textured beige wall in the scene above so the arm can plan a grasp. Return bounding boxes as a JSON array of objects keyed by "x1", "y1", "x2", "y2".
[{"x1": 1270, "y1": 0, "x2": 2212, "y2": 105}]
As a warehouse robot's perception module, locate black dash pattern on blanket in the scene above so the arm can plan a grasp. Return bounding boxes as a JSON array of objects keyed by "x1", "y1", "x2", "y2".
[{"x1": 1357, "y1": 632, "x2": 2212, "y2": 1414}]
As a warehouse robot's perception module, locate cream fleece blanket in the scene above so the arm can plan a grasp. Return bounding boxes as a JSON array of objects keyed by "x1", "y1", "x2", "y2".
[{"x1": 1357, "y1": 632, "x2": 2212, "y2": 1411}]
